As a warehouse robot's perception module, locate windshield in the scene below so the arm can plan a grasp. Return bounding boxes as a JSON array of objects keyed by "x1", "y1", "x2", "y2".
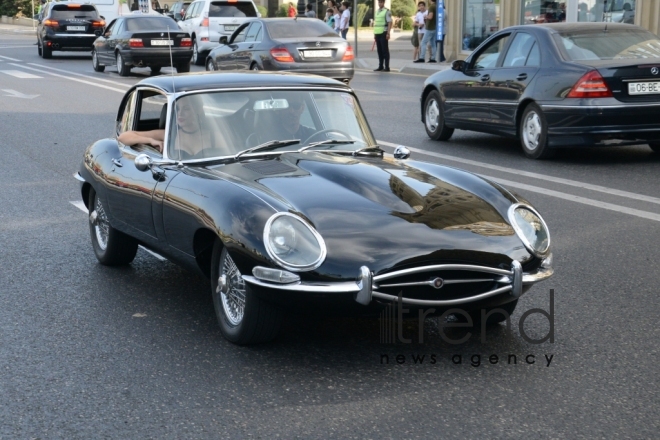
[
  {"x1": 125, "y1": 17, "x2": 179, "y2": 31},
  {"x1": 51, "y1": 5, "x2": 99, "y2": 19},
  {"x1": 166, "y1": 90, "x2": 375, "y2": 161},
  {"x1": 556, "y1": 28, "x2": 660, "y2": 60},
  {"x1": 209, "y1": 1, "x2": 257, "y2": 17}
]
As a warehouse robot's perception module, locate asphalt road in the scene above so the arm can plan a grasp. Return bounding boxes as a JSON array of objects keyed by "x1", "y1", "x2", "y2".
[{"x1": 0, "y1": 32, "x2": 659, "y2": 438}]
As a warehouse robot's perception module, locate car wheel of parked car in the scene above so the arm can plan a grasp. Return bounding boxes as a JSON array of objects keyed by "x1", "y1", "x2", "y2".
[
  {"x1": 206, "y1": 58, "x2": 216, "y2": 71},
  {"x1": 116, "y1": 52, "x2": 131, "y2": 77},
  {"x1": 250, "y1": 63, "x2": 260, "y2": 71},
  {"x1": 176, "y1": 62, "x2": 191, "y2": 73},
  {"x1": 192, "y1": 39, "x2": 204, "y2": 66},
  {"x1": 88, "y1": 188, "x2": 138, "y2": 266},
  {"x1": 211, "y1": 242, "x2": 283, "y2": 345},
  {"x1": 648, "y1": 142, "x2": 660, "y2": 153},
  {"x1": 520, "y1": 103, "x2": 554, "y2": 159},
  {"x1": 150, "y1": 66, "x2": 161, "y2": 74},
  {"x1": 42, "y1": 43, "x2": 52, "y2": 59},
  {"x1": 424, "y1": 90, "x2": 454, "y2": 141},
  {"x1": 37, "y1": 41, "x2": 42, "y2": 56},
  {"x1": 92, "y1": 50, "x2": 105, "y2": 72}
]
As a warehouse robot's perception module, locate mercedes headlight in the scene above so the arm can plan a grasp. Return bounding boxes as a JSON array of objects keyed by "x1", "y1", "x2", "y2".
[
  {"x1": 263, "y1": 213, "x2": 326, "y2": 271},
  {"x1": 508, "y1": 204, "x2": 550, "y2": 258}
]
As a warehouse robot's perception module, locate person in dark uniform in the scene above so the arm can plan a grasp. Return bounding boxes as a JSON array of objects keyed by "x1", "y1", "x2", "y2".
[{"x1": 373, "y1": 0, "x2": 393, "y2": 72}]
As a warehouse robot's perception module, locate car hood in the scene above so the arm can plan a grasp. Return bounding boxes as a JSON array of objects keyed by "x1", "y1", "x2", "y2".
[{"x1": 207, "y1": 153, "x2": 531, "y2": 275}]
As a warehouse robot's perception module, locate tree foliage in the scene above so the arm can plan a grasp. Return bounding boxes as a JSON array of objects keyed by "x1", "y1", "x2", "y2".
[
  {"x1": 0, "y1": 0, "x2": 33, "y2": 17},
  {"x1": 356, "y1": 3, "x2": 368, "y2": 28},
  {"x1": 390, "y1": 0, "x2": 415, "y2": 20}
]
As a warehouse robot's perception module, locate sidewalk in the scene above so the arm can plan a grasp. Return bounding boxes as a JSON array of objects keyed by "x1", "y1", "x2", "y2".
[{"x1": 0, "y1": 22, "x2": 450, "y2": 75}]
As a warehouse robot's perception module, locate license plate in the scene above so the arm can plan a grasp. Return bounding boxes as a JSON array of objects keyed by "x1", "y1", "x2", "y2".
[
  {"x1": 304, "y1": 50, "x2": 332, "y2": 58},
  {"x1": 224, "y1": 25, "x2": 237, "y2": 31},
  {"x1": 151, "y1": 40, "x2": 173, "y2": 46},
  {"x1": 628, "y1": 81, "x2": 660, "y2": 95},
  {"x1": 67, "y1": 26, "x2": 86, "y2": 31}
]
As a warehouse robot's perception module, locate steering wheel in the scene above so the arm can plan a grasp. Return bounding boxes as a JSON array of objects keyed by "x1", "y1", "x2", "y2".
[{"x1": 302, "y1": 129, "x2": 353, "y2": 146}]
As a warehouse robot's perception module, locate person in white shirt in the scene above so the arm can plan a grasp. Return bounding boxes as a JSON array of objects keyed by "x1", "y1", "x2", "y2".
[
  {"x1": 333, "y1": 6, "x2": 341, "y2": 34},
  {"x1": 339, "y1": 1, "x2": 351, "y2": 39},
  {"x1": 414, "y1": 2, "x2": 427, "y2": 62}
]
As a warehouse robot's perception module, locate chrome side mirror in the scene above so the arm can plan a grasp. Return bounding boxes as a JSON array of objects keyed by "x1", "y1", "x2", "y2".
[
  {"x1": 135, "y1": 154, "x2": 153, "y2": 171},
  {"x1": 393, "y1": 145, "x2": 410, "y2": 159}
]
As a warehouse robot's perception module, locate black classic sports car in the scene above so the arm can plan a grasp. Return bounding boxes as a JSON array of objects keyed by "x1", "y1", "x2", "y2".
[
  {"x1": 76, "y1": 72, "x2": 553, "y2": 344},
  {"x1": 92, "y1": 15, "x2": 193, "y2": 76},
  {"x1": 205, "y1": 18, "x2": 354, "y2": 84},
  {"x1": 421, "y1": 23, "x2": 660, "y2": 159}
]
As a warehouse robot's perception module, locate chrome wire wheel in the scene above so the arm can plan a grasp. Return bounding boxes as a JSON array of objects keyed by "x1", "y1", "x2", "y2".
[
  {"x1": 217, "y1": 251, "x2": 246, "y2": 326},
  {"x1": 425, "y1": 98, "x2": 439, "y2": 133},
  {"x1": 92, "y1": 196, "x2": 109, "y2": 251},
  {"x1": 522, "y1": 111, "x2": 542, "y2": 152}
]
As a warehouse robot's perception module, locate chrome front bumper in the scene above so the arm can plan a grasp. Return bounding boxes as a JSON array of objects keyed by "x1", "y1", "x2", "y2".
[{"x1": 242, "y1": 255, "x2": 554, "y2": 307}]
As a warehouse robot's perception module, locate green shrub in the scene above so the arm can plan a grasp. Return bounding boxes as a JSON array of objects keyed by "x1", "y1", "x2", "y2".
[
  {"x1": 401, "y1": 16, "x2": 413, "y2": 30},
  {"x1": 257, "y1": 5, "x2": 267, "y2": 17},
  {"x1": 357, "y1": 3, "x2": 368, "y2": 28},
  {"x1": 276, "y1": 4, "x2": 288, "y2": 17},
  {"x1": 391, "y1": 0, "x2": 415, "y2": 19}
]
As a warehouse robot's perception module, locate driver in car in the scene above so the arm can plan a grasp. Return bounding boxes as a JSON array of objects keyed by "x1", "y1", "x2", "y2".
[{"x1": 274, "y1": 95, "x2": 316, "y2": 141}]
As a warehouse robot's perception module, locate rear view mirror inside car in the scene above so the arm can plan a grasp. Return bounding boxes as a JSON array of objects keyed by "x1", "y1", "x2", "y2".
[{"x1": 253, "y1": 99, "x2": 289, "y2": 110}]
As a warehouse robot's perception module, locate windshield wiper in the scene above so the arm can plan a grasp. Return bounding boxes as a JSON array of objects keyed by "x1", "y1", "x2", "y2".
[
  {"x1": 234, "y1": 139, "x2": 300, "y2": 160},
  {"x1": 298, "y1": 139, "x2": 355, "y2": 152}
]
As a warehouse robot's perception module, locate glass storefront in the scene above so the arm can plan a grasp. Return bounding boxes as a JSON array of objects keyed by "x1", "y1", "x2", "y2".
[
  {"x1": 463, "y1": 0, "x2": 501, "y2": 51},
  {"x1": 577, "y1": 0, "x2": 635, "y2": 23},
  {"x1": 521, "y1": 1, "x2": 566, "y2": 24}
]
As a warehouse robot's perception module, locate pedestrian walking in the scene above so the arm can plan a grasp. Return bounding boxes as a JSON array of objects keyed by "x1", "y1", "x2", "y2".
[
  {"x1": 305, "y1": 4, "x2": 316, "y2": 18},
  {"x1": 288, "y1": 2, "x2": 297, "y2": 18},
  {"x1": 413, "y1": 2, "x2": 427, "y2": 61},
  {"x1": 415, "y1": 0, "x2": 437, "y2": 63},
  {"x1": 333, "y1": 6, "x2": 341, "y2": 34},
  {"x1": 339, "y1": 1, "x2": 351, "y2": 39},
  {"x1": 373, "y1": 0, "x2": 392, "y2": 72},
  {"x1": 438, "y1": 4, "x2": 447, "y2": 62}
]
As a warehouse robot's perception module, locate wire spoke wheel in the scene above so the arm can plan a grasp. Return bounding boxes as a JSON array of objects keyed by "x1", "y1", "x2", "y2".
[
  {"x1": 218, "y1": 251, "x2": 246, "y2": 326},
  {"x1": 93, "y1": 196, "x2": 110, "y2": 251}
]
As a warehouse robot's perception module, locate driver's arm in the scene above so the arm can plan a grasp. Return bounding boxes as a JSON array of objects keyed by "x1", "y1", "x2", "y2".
[{"x1": 117, "y1": 129, "x2": 165, "y2": 152}]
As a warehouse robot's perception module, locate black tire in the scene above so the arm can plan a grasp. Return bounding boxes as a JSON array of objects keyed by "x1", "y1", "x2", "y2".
[
  {"x1": 519, "y1": 103, "x2": 554, "y2": 159},
  {"x1": 150, "y1": 66, "x2": 161, "y2": 74},
  {"x1": 88, "y1": 188, "x2": 138, "y2": 266},
  {"x1": 37, "y1": 41, "x2": 42, "y2": 56},
  {"x1": 176, "y1": 62, "x2": 191, "y2": 73},
  {"x1": 210, "y1": 242, "x2": 283, "y2": 345},
  {"x1": 424, "y1": 89, "x2": 454, "y2": 141},
  {"x1": 116, "y1": 51, "x2": 131, "y2": 77},
  {"x1": 92, "y1": 50, "x2": 105, "y2": 72},
  {"x1": 42, "y1": 43, "x2": 52, "y2": 59},
  {"x1": 206, "y1": 58, "x2": 216, "y2": 71},
  {"x1": 468, "y1": 299, "x2": 519, "y2": 326},
  {"x1": 192, "y1": 39, "x2": 204, "y2": 66},
  {"x1": 648, "y1": 142, "x2": 660, "y2": 153},
  {"x1": 250, "y1": 62, "x2": 260, "y2": 71}
]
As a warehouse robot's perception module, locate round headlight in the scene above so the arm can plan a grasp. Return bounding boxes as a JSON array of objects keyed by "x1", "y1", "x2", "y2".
[
  {"x1": 508, "y1": 204, "x2": 550, "y2": 258},
  {"x1": 263, "y1": 213, "x2": 326, "y2": 272}
]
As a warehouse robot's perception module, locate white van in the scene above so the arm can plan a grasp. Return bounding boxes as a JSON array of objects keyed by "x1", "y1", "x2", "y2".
[{"x1": 88, "y1": 0, "x2": 159, "y2": 23}]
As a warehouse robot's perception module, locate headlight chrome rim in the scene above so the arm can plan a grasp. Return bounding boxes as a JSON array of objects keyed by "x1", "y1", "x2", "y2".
[
  {"x1": 263, "y1": 212, "x2": 327, "y2": 272},
  {"x1": 507, "y1": 203, "x2": 551, "y2": 258}
]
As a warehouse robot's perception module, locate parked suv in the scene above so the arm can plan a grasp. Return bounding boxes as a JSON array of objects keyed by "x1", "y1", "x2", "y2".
[
  {"x1": 37, "y1": 1, "x2": 105, "y2": 59},
  {"x1": 178, "y1": 0, "x2": 259, "y2": 65}
]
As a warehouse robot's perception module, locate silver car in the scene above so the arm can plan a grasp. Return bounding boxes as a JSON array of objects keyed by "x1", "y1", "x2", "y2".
[{"x1": 178, "y1": 0, "x2": 259, "y2": 65}]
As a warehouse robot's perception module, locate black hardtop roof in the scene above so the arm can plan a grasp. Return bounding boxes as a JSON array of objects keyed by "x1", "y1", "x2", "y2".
[{"x1": 136, "y1": 71, "x2": 351, "y2": 94}]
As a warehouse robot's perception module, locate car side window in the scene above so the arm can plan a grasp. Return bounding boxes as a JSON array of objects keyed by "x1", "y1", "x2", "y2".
[
  {"x1": 184, "y1": 2, "x2": 198, "y2": 20},
  {"x1": 526, "y1": 42, "x2": 540, "y2": 67},
  {"x1": 104, "y1": 19, "x2": 116, "y2": 36},
  {"x1": 245, "y1": 23, "x2": 261, "y2": 43},
  {"x1": 192, "y1": 2, "x2": 203, "y2": 18},
  {"x1": 502, "y1": 33, "x2": 536, "y2": 68},
  {"x1": 232, "y1": 26, "x2": 248, "y2": 43},
  {"x1": 469, "y1": 34, "x2": 510, "y2": 70},
  {"x1": 118, "y1": 91, "x2": 137, "y2": 136}
]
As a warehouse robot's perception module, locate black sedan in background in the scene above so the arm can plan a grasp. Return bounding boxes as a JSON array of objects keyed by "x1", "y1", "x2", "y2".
[
  {"x1": 421, "y1": 23, "x2": 660, "y2": 159},
  {"x1": 205, "y1": 18, "x2": 354, "y2": 84},
  {"x1": 37, "y1": 1, "x2": 105, "y2": 59},
  {"x1": 92, "y1": 16, "x2": 193, "y2": 76}
]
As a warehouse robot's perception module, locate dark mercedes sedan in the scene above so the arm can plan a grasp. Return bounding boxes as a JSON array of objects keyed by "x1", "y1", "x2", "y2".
[
  {"x1": 92, "y1": 15, "x2": 193, "y2": 76},
  {"x1": 421, "y1": 23, "x2": 660, "y2": 159},
  {"x1": 205, "y1": 18, "x2": 354, "y2": 84},
  {"x1": 37, "y1": 1, "x2": 105, "y2": 58}
]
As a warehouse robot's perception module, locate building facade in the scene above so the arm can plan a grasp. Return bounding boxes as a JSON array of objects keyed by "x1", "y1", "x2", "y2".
[{"x1": 440, "y1": 0, "x2": 659, "y2": 62}]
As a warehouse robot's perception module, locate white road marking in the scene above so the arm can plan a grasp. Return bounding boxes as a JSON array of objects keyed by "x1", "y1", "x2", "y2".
[
  {"x1": 28, "y1": 62, "x2": 132, "y2": 88},
  {"x1": 378, "y1": 141, "x2": 660, "y2": 206},
  {"x1": 0, "y1": 55, "x2": 22, "y2": 61},
  {"x1": 69, "y1": 201, "x2": 168, "y2": 261},
  {"x1": 0, "y1": 69, "x2": 41, "y2": 78},
  {"x1": 1, "y1": 89, "x2": 39, "y2": 99},
  {"x1": 352, "y1": 88, "x2": 384, "y2": 95},
  {"x1": 9, "y1": 63, "x2": 127, "y2": 93}
]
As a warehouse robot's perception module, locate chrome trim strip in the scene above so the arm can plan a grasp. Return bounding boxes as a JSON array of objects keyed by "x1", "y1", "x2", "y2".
[
  {"x1": 73, "y1": 171, "x2": 85, "y2": 183},
  {"x1": 445, "y1": 100, "x2": 518, "y2": 106},
  {"x1": 263, "y1": 212, "x2": 327, "y2": 272},
  {"x1": 378, "y1": 278, "x2": 495, "y2": 288},
  {"x1": 621, "y1": 79, "x2": 660, "y2": 83},
  {"x1": 372, "y1": 264, "x2": 513, "y2": 282},
  {"x1": 541, "y1": 103, "x2": 660, "y2": 109},
  {"x1": 372, "y1": 285, "x2": 513, "y2": 306},
  {"x1": 507, "y1": 203, "x2": 551, "y2": 259},
  {"x1": 522, "y1": 265, "x2": 554, "y2": 284},
  {"x1": 53, "y1": 33, "x2": 97, "y2": 37},
  {"x1": 242, "y1": 275, "x2": 360, "y2": 293}
]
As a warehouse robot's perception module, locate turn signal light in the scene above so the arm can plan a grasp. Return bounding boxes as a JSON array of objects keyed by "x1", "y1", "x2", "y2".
[
  {"x1": 180, "y1": 37, "x2": 192, "y2": 47},
  {"x1": 43, "y1": 19, "x2": 58, "y2": 27},
  {"x1": 270, "y1": 47, "x2": 294, "y2": 62},
  {"x1": 201, "y1": 17, "x2": 209, "y2": 27},
  {"x1": 342, "y1": 45, "x2": 354, "y2": 61},
  {"x1": 567, "y1": 70, "x2": 613, "y2": 98},
  {"x1": 129, "y1": 38, "x2": 144, "y2": 47},
  {"x1": 92, "y1": 20, "x2": 105, "y2": 27}
]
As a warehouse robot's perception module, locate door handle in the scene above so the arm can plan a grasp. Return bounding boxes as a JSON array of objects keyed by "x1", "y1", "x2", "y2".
[
  {"x1": 481, "y1": 74, "x2": 490, "y2": 82},
  {"x1": 516, "y1": 73, "x2": 528, "y2": 81},
  {"x1": 111, "y1": 158, "x2": 123, "y2": 167},
  {"x1": 249, "y1": 44, "x2": 254, "y2": 49}
]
